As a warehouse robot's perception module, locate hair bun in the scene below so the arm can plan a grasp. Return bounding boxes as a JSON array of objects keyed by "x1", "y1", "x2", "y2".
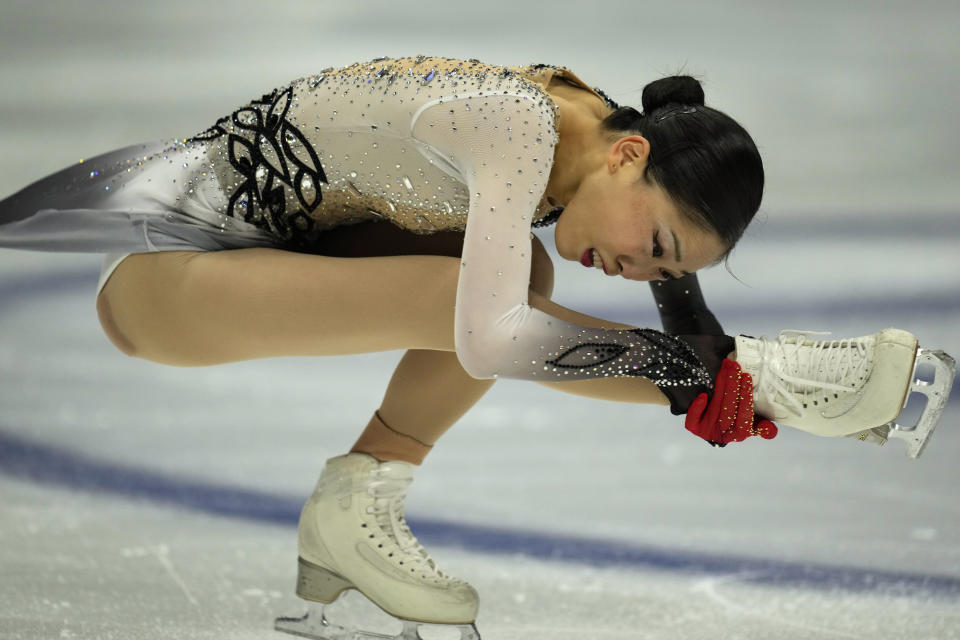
[{"x1": 641, "y1": 76, "x2": 705, "y2": 113}]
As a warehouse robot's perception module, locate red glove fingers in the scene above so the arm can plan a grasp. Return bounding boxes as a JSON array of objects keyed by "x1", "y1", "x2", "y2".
[
  {"x1": 684, "y1": 359, "x2": 778, "y2": 447},
  {"x1": 685, "y1": 358, "x2": 737, "y2": 446},
  {"x1": 701, "y1": 359, "x2": 733, "y2": 432},
  {"x1": 739, "y1": 369, "x2": 778, "y2": 440},
  {"x1": 752, "y1": 417, "x2": 779, "y2": 440}
]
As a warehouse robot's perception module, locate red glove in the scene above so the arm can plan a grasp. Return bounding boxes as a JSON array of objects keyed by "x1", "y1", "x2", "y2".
[{"x1": 684, "y1": 358, "x2": 778, "y2": 447}]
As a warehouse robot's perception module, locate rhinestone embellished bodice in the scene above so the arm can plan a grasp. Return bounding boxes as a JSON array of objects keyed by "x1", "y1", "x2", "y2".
[{"x1": 168, "y1": 56, "x2": 609, "y2": 248}]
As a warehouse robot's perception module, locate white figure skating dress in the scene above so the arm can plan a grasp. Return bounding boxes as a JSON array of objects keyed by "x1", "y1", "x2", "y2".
[{"x1": 0, "y1": 55, "x2": 718, "y2": 394}]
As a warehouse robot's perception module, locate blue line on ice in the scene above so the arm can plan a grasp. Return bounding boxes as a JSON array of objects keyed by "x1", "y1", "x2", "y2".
[{"x1": 1, "y1": 427, "x2": 958, "y2": 600}]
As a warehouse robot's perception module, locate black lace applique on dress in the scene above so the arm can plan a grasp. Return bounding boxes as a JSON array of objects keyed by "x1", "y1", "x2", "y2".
[
  {"x1": 591, "y1": 85, "x2": 620, "y2": 111},
  {"x1": 532, "y1": 206, "x2": 563, "y2": 228},
  {"x1": 189, "y1": 87, "x2": 328, "y2": 245},
  {"x1": 545, "y1": 328, "x2": 710, "y2": 387},
  {"x1": 546, "y1": 342, "x2": 629, "y2": 368}
]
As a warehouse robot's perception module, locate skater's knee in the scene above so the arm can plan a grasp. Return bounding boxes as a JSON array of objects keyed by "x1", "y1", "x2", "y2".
[
  {"x1": 529, "y1": 236, "x2": 554, "y2": 299},
  {"x1": 96, "y1": 289, "x2": 138, "y2": 357},
  {"x1": 95, "y1": 251, "x2": 205, "y2": 365}
]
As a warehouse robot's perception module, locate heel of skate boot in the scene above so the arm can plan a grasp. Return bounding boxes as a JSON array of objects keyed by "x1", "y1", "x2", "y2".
[
  {"x1": 296, "y1": 557, "x2": 355, "y2": 603},
  {"x1": 847, "y1": 425, "x2": 889, "y2": 446},
  {"x1": 888, "y1": 349, "x2": 957, "y2": 458}
]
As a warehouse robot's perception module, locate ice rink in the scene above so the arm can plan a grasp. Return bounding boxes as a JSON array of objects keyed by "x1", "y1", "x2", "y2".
[{"x1": 1, "y1": 2, "x2": 959, "y2": 639}]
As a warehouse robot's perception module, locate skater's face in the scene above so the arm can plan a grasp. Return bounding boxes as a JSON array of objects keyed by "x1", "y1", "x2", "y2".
[{"x1": 554, "y1": 135, "x2": 727, "y2": 281}]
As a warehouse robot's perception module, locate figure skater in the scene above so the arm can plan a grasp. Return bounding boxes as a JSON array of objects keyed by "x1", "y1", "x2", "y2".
[{"x1": 0, "y1": 56, "x2": 952, "y2": 640}]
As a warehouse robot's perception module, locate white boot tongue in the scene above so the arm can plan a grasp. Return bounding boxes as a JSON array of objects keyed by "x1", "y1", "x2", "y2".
[{"x1": 377, "y1": 460, "x2": 414, "y2": 478}]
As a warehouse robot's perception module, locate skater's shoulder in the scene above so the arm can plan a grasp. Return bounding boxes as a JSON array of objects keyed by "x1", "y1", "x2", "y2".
[{"x1": 313, "y1": 55, "x2": 614, "y2": 110}]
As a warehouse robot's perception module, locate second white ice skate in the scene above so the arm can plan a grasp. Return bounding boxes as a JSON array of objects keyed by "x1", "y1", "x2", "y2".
[
  {"x1": 275, "y1": 453, "x2": 481, "y2": 640},
  {"x1": 736, "y1": 329, "x2": 955, "y2": 457}
]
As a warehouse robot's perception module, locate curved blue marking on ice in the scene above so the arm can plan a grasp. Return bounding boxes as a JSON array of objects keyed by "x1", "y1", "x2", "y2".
[{"x1": 1, "y1": 427, "x2": 958, "y2": 600}]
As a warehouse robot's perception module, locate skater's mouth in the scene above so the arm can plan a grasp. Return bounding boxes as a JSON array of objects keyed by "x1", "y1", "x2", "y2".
[{"x1": 580, "y1": 248, "x2": 608, "y2": 274}]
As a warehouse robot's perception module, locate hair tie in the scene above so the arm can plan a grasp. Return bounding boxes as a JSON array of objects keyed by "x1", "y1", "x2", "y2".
[{"x1": 654, "y1": 105, "x2": 698, "y2": 123}]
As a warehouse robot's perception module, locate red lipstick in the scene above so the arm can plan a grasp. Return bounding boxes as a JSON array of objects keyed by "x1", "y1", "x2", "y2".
[{"x1": 580, "y1": 249, "x2": 592, "y2": 267}]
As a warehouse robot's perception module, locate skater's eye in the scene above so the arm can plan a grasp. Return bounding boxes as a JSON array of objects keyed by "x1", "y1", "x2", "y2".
[{"x1": 652, "y1": 231, "x2": 664, "y2": 258}]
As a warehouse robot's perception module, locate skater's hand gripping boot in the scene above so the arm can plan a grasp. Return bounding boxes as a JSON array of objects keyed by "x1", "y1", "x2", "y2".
[{"x1": 684, "y1": 358, "x2": 778, "y2": 447}]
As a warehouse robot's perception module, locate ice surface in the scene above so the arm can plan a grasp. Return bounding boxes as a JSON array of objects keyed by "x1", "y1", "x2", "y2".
[{"x1": 2, "y1": 2, "x2": 959, "y2": 639}]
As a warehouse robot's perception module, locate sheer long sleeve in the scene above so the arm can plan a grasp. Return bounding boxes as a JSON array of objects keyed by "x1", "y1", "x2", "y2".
[
  {"x1": 648, "y1": 273, "x2": 736, "y2": 413},
  {"x1": 649, "y1": 273, "x2": 724, "y2": 336}
]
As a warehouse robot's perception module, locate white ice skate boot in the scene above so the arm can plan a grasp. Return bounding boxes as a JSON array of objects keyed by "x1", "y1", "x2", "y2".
[
  {"x1": 275, "y1": 453, "x2": 480, "y2": 640},
  {"x1": 736, "y1": 329, "x2": 956, "y2": 458}
]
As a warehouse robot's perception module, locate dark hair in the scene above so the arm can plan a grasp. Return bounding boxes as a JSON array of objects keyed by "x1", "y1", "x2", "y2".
[{"x1": 599, "y1": 76, "x2": 763, "y2": 254}]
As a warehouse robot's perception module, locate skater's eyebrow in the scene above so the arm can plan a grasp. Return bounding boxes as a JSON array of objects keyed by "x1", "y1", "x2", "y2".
[
  {"x1": 671, "y1": 230, "x2": 684, "y2": 263},
  {"x1": 671, "y1": 230, "x2": 692, "y2": 276}
]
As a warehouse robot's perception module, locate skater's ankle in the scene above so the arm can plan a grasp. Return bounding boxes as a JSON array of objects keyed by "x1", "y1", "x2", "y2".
[
  {"x1": 349, "y1": 446, "x2": 427, "y2": 465},
  {"x1": 349, "y1": 411, "x2": 433, "y2": 465}
]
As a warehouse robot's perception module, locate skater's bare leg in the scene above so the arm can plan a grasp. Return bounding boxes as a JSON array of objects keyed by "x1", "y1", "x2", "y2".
[
  {"x1": 98, "y1": 248, "x2": 461, "y2": 363},
  {"x1": 97, "y1": 246, "x2": 671, "y2": 403},
  {"x1": 350, "y1": 353, "x2": 495, "y2": 463}
]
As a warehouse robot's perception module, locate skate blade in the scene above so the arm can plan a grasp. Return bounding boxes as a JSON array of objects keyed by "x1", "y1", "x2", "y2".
[
  {"x1": 886, "y1": 348, "x2": 956, "y2": 458},
  {"x1": 275, "y1": 599, "x2": 481, "y2": 640}
]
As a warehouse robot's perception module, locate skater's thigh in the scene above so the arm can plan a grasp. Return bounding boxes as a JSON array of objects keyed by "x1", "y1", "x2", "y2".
[{"x1": 97, "y1": 248, "x2": 461, "y2": 366}]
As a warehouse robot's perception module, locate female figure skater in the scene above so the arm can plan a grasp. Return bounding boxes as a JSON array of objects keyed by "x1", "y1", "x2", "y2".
[{"x1": 0, "y1": 56, "x2": 952, "y2": 640}]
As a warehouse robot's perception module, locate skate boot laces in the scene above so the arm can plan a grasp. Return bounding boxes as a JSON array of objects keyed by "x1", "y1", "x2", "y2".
[
  {"x1": 366, "y1": 466, "x2": 463, "y2": 585},
  {"x1": 755, "y1": 330, "x2": 873, "y2": 417}
]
